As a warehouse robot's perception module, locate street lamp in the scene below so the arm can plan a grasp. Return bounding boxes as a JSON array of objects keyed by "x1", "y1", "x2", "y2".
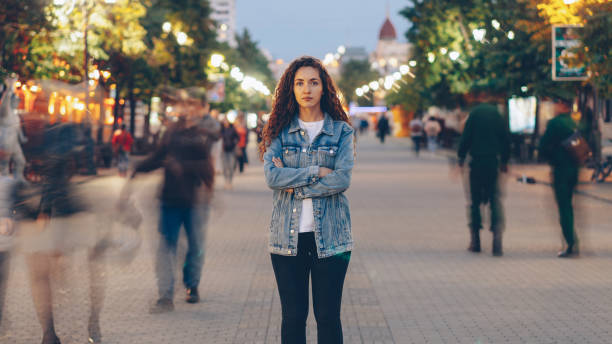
[
  {"x1": 472, "y1": 28, "x2": 486, "y2": 42},
  {"x1": 507, "y1": 31, "x2": 515, "y2": 40},
  {"x1": 176, "y1": 31, "x2": 188, "y2": 45},
  {"x1": 449, "y1": 51, "x2": 460, "y2": 61},
  {"x1": 162, "y1": 22, "x2": 172, "y2": 33}
]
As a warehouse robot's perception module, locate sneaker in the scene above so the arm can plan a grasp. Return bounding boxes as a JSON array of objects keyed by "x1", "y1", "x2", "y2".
[
  {"x1": 149, "y1": 298, "x2": 174, "y2": 314},
  {"x1": 558, "y1": 248, "x2": 579, "y2": 258},
  {"x1": 186, "y1": 288, "x2": 200, "y2": 304}
]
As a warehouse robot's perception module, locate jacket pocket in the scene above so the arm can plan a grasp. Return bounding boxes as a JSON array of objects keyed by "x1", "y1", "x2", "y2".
[
  {"x1": 282, "y1": 146, "x2": 300, "y2": 168},
  {"x1": 317, "y1": 145, "x2": 338, "y2": 169}
]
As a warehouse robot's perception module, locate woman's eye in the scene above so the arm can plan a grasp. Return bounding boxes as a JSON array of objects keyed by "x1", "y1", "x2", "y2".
[
  {"x1": 312, "y1": 81, "x2": 319, "y2": 86},
  {"x1": 296, "y1": 81, "x2": 303, "y2": 86}
]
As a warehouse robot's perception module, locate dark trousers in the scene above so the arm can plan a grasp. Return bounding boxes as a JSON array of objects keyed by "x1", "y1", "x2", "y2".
[
  {"x1": 553, "y1": 166, "x2": 579, "y2": 249},
  {"x1": 271, "y1": 233, "x2": 351, "y2": 344},
  {"x1": 156, "y1": 204, "x2": 208, "y2": 299},
  {"x1": 411, "y1": 136, "x2": 422, "y2": 156},
  {"x1": 0, "y1": 252, "x2": 9, "y2": 326},
  {"x1": 468, "y1": 161, "x2": 504, "y2": 232}
]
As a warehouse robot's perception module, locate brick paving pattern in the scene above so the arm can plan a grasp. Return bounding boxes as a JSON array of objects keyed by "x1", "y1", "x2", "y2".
[{"x1": 1, "y1": 134, "x2": 611, "y2": 343}]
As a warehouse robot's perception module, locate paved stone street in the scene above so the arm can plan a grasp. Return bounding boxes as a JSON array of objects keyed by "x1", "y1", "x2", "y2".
[{"x1": 1, "y1": 134, "x2": 612, "y2": 344}]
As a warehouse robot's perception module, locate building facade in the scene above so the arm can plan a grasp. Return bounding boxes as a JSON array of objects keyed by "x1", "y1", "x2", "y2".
[
  {"x1": 210, "y1": 0, "x2": 237, "y2": 48},
  {"x1": 370, "y1": 16, "x2": 411, "y2": 75}
]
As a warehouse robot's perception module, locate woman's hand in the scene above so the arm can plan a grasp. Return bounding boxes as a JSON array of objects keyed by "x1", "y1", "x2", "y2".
[
  {"x1": 272, "y1": 157, "x2": 294, "y2": 193},
  {"x1": 272, "y1": 157, "x2": 284, "y2": 168},
  {"x1": 319, "y1": 167, "x2": 333, "y2": 178}
]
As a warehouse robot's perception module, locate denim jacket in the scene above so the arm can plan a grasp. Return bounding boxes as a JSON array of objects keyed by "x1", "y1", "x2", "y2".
[{"x1": 264, "y1": 113, "x2": 354, "y2": 258}]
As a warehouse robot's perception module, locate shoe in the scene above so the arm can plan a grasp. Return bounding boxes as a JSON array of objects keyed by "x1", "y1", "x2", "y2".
[
  {"x1": 558, "y1": 247, "x2": 579, "y2": 258},
  {"x1": 149, "y1": 298, "x2": 174, "y2": 314},
  {"x1": 468, "y1": 229, "x2": 481, "y2": 253},
  {"x1": 186, "y1": 288, "x2": 200, "y2": 304},
  {"x1": 41, "y1": 331, "x2": 61, "y2": 344}
]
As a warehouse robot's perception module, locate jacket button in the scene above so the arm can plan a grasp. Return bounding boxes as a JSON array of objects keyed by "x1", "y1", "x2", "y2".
[
  {"x1": 290, "y1": 230, "x2": 295, "y2": 234},
  {"x1": 293, "y1": 208, "x2": 297, "y2": 212}
]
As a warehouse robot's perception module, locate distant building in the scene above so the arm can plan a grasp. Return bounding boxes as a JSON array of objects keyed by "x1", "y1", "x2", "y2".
[
  {"x1": 210, "y1": 0, "x2": 236, "y2": 48},
  {"x1": 370, "y1": 15, "x2": 411, "y2": 75}
]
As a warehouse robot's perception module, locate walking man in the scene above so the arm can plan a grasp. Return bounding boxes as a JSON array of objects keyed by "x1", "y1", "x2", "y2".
[
  {"x1": 458, "y1": 101, "x2": 510, "y2": 256},
  {"x1": 132, "y1": 110, "x2": 215, "y2": 313},
  {"x1": 538, "y1": 97, "x2": 580, "y2": 258}
]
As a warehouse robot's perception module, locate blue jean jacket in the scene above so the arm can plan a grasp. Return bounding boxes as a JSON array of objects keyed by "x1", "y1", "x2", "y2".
[{"x1": 264, "y1": 113, "x2": 354, "y2": 258}]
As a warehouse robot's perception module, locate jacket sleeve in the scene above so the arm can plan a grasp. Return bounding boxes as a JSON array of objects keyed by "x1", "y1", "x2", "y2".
[
  {"x1": 293, "y1": 125, "x2": 354, "y2": 199},
  {"x1": 264, "y1": 136, "x2": 320, "y2": 190},
  {"x1": 134, "y1": 144, "x2": 167, "y2": 174},
  {"x1": 457, "y1": 115, "x2": 473, "y2": 166}
]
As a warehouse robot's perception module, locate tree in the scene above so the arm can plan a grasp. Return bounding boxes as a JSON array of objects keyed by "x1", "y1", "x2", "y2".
[
  {"x1": 0, "y1": 0, "x2": 52, "y2": 81},
  {"x1": 337, "y1": 59, "x2": 379, "y2": 106}
]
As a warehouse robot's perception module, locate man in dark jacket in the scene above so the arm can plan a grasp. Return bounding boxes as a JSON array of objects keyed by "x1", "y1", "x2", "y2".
[
  {"x1": 132, "y1": 113, "x2": 215, "y2": 312},
  {"x1": 458, "y1": 102, "x2": 510, "y2": 256},
  {"x1": 538, "y1": 98, "x2": 579, "y2": 258},
  {"x1": 376, "y1": 113, "x2": 390, "y2": 143}
]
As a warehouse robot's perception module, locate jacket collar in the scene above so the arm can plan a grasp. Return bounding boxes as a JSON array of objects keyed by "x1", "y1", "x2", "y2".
[{"x1": 287, "y1": 112, "x2": 334, "y2": 136}]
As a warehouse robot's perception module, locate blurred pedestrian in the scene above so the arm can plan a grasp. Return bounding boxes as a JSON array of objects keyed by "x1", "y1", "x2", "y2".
[
  {"x1": 0, "y1": 174, "x2": 17, "y2": 332},
  {"x1": 24, "y1": 122, "x2": 105, "y2": 344},
  {"x1": 195, "y1": 95, "x2": 221, "y2": 151},
  {"x1": 221, "y1": 118, "x2": 239, "y2": 189},
  {"x1": 234, "y1": 113, "x2": 248, "y2": 173},
  {"x1": 458, "y1": 102, "x2": 510, "y2": 256},
  {"x1": 132, "y1": 112, "x2": 214, "y2": 313},
  {"x1": 111, "y1": 124, "x2": 133, "y2": 177},
  {"x1": 409, "y1": 113, "x2": 424, "y2": 157},
  {"x1": 376, "y1": 112, "x2": 390, "y2": 143},
  {"x1": 209, "y1": 109, "x2": 223, "y2": 174},
  {"x1": 260, "y1": 56, "x2": 354, "y2": 344},
  {"x1": 538, "y1": 97, "x2": 580, "y2": 258},
  {"x1": 425, "y1": 117, "x2": 441, "y2": 152}
]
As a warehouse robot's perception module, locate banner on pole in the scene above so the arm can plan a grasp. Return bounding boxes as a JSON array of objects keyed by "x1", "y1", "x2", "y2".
[{"x1": 552, "y1": 25, "x2": 587, "y2": 81}]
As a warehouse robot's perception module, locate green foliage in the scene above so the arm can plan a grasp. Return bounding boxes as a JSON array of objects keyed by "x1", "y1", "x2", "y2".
[
  {"x1": 399, "y1": 0, "x2": 606, "y2": 109},
  {"x1": 337, "y1": 59, "x2": 379, "y2": 106},
  {"x1": 0, "y1": 0, "x2": 52, "y2": 80},
  {"x1": 577, "y1": 2, "x2": 611, "y2": 98}
]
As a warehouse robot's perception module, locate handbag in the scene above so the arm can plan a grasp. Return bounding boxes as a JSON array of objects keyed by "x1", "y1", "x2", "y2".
[{"x1": 561, "y1": 130, "x2": 592, "y2": 165}]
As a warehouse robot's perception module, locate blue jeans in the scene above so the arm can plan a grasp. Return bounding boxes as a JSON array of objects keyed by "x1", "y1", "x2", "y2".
[
  {"x1": 271, "y1": 232, "x2": 351, "y2": 344},
  {"x1": 156, "y1": 204, "x2": 209, "y2": 299}
]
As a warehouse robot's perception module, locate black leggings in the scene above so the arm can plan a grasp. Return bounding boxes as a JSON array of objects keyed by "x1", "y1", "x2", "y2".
[{"x1": 271, "y1": 233, "x2": 350, "y2": 344}]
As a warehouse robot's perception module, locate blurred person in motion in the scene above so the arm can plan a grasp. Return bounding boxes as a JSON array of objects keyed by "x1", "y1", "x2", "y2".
[
  {"x1": 111, "y1": 124, "x2": 133, "y2": 177},
  {"x1": 376, "y1": 112, "x2": 390, "y2": 143},
  {"x1": 24, "y1": 121, "x2": 106, "y2": 344},
  {"x1": 260, "y1": 56, "x2": 354, "y2": 344},
  {"x1": 208, "y1": 109, "x2": 223, "y2": 174},
  {"x1": 131, "y1": 111, "x2": 214, "y2": 313},
  {"x1": 220, "y1": 117, "x2": 239, "y2": 190},
  {"x1": 458, "y1": 101, "x2": 510, "y2": 256},
  {"x1": 409, "y1": 112, "x2": 424, "y2": 157},
  {"x1": 0, "y1": 173, "x2": 18, "y2": 333},
  {"x1": 234, "y1": 113, "x2": 248, "y2": 173},
  {"x1": 538, "y1": 97, "x2": 580, "y2": 258},
  {"x1": 425, "y1": 116, "x2": 441, "y2": 153},
  {"x1": 194, "y1": 95, "x2": 221, "y2": 153}
]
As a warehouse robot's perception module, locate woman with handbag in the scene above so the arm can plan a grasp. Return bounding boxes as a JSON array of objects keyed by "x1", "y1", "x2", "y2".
[{"x1": 259, "y1": 56, "x2": 354, "y2": 343}]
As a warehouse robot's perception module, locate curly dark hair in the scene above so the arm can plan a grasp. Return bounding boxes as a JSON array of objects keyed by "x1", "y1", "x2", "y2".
[{"x1": 258, "y1": 56, "x2": 349, "y2": 160}]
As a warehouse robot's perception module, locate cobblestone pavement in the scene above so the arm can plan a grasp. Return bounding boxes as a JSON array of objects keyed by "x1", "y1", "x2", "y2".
[{"x1": 1, "y1": 134, "x2": 611, "y2": 344}]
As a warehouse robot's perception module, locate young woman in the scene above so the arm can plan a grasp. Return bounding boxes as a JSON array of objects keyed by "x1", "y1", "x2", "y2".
[{"x1": 259, "y1": 56, "x2": 354, "y2": 343}]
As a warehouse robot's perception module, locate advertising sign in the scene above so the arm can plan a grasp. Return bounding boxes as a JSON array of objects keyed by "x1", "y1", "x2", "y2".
[
  {"x1": 552, "y1": 25, "x2": 587, "y2": 81},
  {"x1": 509, "y1": 96, "x2": 537, "y2": 134}
]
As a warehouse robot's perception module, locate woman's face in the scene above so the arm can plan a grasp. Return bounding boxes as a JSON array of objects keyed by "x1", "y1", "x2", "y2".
[{"x1": 293, "y1": 66, "x2": 323, "y2": 110}]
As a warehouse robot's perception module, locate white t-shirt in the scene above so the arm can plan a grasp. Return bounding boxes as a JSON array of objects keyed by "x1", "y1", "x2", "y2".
[{"x1": 298, "y1": 119, "x2": 324, "y2": 233}]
